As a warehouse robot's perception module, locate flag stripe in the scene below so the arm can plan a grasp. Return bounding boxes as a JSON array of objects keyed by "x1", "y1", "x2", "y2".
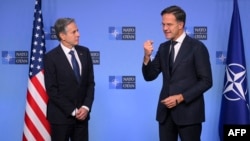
[
  {"x1": 29, "y1": 72, "x2": 47, "y2": 108},
  {"x1": 24, "y1": 112, "x2": 44, "y2": 140},
  {"x1": 36, "y1": 70, "x2": 49, "y2": 103},
  {"x1": 25, "y1": 100, "x2": 50, "y2": 140},
  {"x1": 23, "y1": 123, "x2": 36, "y2": 141},
  {"x1": 27, "y1": 86, "x2": 50, "y2": 132}
]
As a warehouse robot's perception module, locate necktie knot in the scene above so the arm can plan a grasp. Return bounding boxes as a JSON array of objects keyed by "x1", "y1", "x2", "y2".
[
  {"x1": 171, "y1": 40, "x2": 178, "y2": 46},
  {"x1": 69, "y1": 50, "x2": 74, "y2": 55},
  {"x1": 69, "y1": 50, "x2": 81, "y2": 83}
]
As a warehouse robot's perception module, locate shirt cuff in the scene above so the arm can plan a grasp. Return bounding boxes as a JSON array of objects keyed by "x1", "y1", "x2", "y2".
[
  {"x1": 71, "y1": 106, "x2": 89, "y2": 116},
  {"x1": 71, "y1": 108, "x2": 78, "y2": 116},
  {"x1": 82, "y1": 105, "x2": 89, "y2": 111}
]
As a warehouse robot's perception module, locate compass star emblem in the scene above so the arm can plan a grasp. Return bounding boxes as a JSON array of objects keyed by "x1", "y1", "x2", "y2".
[
  {"x1": 223, "y1": 63, "x2": 248, "y2": 101},
  {"x1": 111, "y1": 29, "x2": 120, "y2": 38},
  {"x1": 111, "y1": 78, "x2": 120, "y2": 87}
]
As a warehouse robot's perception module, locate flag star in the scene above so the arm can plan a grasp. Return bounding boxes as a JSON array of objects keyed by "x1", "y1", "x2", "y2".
[
  {"x1": 33, "y1": 48, "x2": 37, "y2": 53},
  {"x1": 35, "y1": 33, "x2": 39, "y2": 38},
  {"x1": 37, "y1": 65, "x2": 41, "y2": 70},
  {"x1": 31, "y1": 56, "x2": 35, "y2": 61},
  {"x1": 39, "y1": 50, "x2": 43, "y2": 54},
  {"x1": 30, "y1": 64, "x2": 34, "y2": 68},
  {"x1": 34, "y1": 41, "x2": 38, "y2": 46},
  {"x1": 36, "y1": 25, "x2": 40, "y2": 30},
  {"x1": 38, "y1": 57, "x2": 42, "y2": 62}
]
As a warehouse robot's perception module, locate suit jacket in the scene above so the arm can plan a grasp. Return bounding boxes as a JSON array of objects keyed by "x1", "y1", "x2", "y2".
[
  {"x1": 142, "y1": 35, "x2": 212, "y2": 125},
  {"x1": 44, "y1": 44, "x2": 95, "y2": 124}
]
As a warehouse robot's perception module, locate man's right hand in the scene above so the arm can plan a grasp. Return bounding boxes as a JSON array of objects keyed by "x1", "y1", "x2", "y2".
[{"x1": 143, "y1": 40, "x2": 154, "y2": 65}]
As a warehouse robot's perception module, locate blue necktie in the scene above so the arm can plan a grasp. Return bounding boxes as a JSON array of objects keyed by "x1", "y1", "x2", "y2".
[{"x1": 69, "y1": 50, "x2": 81, "y2": 83}]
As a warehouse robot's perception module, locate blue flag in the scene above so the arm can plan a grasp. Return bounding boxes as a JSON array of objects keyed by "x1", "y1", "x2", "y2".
[{"x1": 219, "y1": 0, "x2": 250, "y2": 140}]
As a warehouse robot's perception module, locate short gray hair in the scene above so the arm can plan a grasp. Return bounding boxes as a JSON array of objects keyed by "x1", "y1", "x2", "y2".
[{"x1": 54, "y1": 18, "x2": 75, "y2": 41}]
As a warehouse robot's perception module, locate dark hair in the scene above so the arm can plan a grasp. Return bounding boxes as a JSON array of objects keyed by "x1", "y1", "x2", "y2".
[
  {"x1": 161, "y1": 5, "x2": 186, "y2": 26},
  {"x1": 54, "y1": 18, "x2": 75, "y2": 41}
]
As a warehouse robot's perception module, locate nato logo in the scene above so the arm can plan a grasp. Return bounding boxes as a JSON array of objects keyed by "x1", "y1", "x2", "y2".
[
  {"x1": 90, "y1": 51, "x2": 100, "y2": 65},
  {"x1": 109, "y1": 76, "x2": 136, "y2": 89},
  {"x1": 185, "y1": 26, "x2": 207, "y2": 40},
  {"x1": 109, "y1": 26, "x2": 136, "y2": 40},
  {"x1": 45, "y1": 26, "x2": 57, "y2": 40},
  {"x1": 223, "y1": 63, "x2": 248, "y2": 102},
  {"x1": 2, "y1": 51, "x2": 28, "y2": 64},
  {"x1": 216, "y1": 51, "x2": 227, "y2": 65}
]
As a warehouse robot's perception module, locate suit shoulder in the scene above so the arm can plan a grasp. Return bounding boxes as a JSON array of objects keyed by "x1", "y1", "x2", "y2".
[
  {"x1": 45, "y1": 46, "x2": 61, "y2": 56},
  {"x1": 184, "y1": 36, "x2": 206, "y2": 51},
  {"x1": 159, "y1": 41, "x2": 169, "y2": 46},
  {"x1": 75, "y1": 45, "x2": 90, "y2": 52},
  {"x1": 187, "y1": 36, "x2": 205, "y2": 45},
  {"x1": 158, "y1": 41, "x2": 170, "y2": 50}
]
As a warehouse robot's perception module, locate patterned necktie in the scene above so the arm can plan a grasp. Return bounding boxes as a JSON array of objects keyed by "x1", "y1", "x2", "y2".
[
  {"x1": 69, "y1": 50, "x2": 81, "y2": 83},
  {"x1": 169, "y1": 40, "x2": 178, "y2": 73}
]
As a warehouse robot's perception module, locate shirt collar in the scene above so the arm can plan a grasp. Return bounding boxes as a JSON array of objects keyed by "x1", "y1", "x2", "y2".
[
  {"x1": 60, "y1": 43, "x2": 76, "y2": 54},
  {"x1": 175, "y1": 32, "x2": 186, "y2": 44}
]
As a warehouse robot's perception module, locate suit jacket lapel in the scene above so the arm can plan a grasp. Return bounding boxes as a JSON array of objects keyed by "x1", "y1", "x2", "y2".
[
  {"x1": 172, "y1": 36, "x2": 190, "y2": 73},
  {"x1": 161, "y1": 42, "x2": 172, "y2": 76},
  {"x1": 75, "y1": 46, "x2": 85, "y2": 79}
]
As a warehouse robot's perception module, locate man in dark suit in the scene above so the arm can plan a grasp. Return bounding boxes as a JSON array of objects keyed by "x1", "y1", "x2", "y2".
[
  {"x1": 142, "y1": 6, "x2": 212, "y2": 141},
  {"x1": 44, "y1": 18, "x2": 95, "y2": 141}
]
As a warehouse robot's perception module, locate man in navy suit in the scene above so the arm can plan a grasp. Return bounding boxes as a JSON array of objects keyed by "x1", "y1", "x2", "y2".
[
  {"x1": 142, "y1": 6, "x2": 212, "y2": 141},
  {"x1": 44, "y1": 18, "x2": 95, "y2": 141}
]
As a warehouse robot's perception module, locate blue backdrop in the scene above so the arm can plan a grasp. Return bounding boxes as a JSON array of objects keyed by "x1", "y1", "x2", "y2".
[{"x1": 0, "y1": 0, "x2": 250, "y2": 141}]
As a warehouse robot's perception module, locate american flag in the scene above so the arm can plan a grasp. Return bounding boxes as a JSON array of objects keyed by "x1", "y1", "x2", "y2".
[{"x1": 23, "y1": 0, "x2": 51, "y2": 140}]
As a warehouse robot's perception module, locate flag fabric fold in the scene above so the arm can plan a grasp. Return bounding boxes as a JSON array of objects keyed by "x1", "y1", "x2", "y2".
[
  {"x1": 219, "y1": 0, "x2": 250, "y2": 140},
  {"x1": 22, "y1": 0, "x2": 51, "y2": 140}
]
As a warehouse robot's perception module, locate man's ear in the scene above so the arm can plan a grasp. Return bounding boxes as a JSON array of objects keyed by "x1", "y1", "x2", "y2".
[
  {"x1": 59, "y1": 32, "x2": 65, "y2": 41},
  {"x1": 178, "y1": 21, "x2": 184, "y2": 30}
]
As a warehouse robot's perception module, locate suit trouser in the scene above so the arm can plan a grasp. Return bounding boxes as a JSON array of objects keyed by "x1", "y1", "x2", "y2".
[
  {"x1": 50, "y1": 120, "x2": 88, "y2": 141},
  {"x1": 159, "y1": 114, "x2": 201, "y2": 141}
]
